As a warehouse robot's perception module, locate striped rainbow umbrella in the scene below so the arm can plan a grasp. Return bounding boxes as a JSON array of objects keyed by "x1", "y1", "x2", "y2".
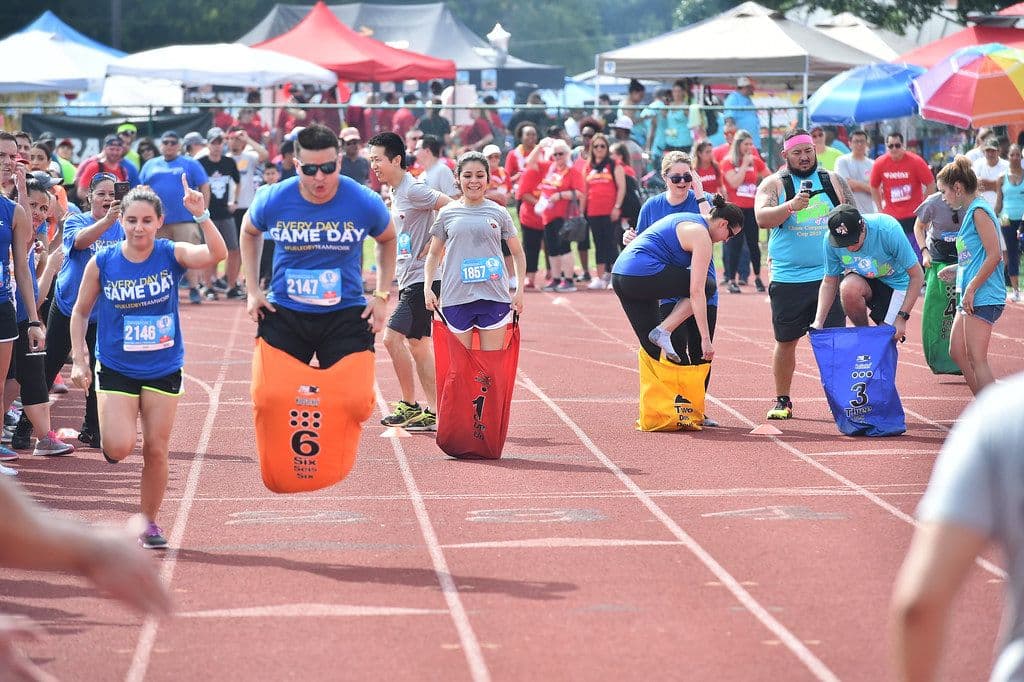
[{"x1": 912, "y1": 43, "x2": 1024, "y2": 128}]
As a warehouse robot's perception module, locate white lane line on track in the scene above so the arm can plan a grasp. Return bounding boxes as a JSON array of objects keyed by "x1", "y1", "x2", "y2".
[
  {"x1": 125, "y1": 306, "x2": 245, "y2": 682},
  {"x1": 517, "y1": 370, "x2": 840, "y2": 682},
  {"x1": 373, "y1": 383, "x2": 490, "y2": 682},
  {"x1": 551, "y1": 298, "x2": 1008, "y2": 581}
]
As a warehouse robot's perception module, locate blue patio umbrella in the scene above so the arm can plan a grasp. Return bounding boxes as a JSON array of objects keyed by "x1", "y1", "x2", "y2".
[{"x1": 807, "y1": 63, "x2": 925, "y2": 124}]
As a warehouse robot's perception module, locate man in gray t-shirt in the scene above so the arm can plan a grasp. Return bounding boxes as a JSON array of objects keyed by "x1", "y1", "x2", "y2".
[
  {"x1": 368, "y1": 132, "x2": 451, "y2": 432},
  {"x1": 892, "y1": 373, "x2": 1024, "y2": 681},
  {"x1": 835, "y1": 131, "x2": 875, "y2": 214}
]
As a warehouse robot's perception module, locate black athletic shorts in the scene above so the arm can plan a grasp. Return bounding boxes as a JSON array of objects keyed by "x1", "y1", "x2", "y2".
[
  {"x1": 0, "y1": 301, "x2": 18, "y2": 344},
  {"x1": 96, "y1": 364, "x2": 183, "y2": 397},
  {"x1": 387, "y1": 280, "x2": 440, "y2": 340},
  {"x1": 769, "y1": 279, "x2": 845, "y2": 342},
  {"x1": 258, "y1": 304, "x2": 375, "y2": 368},
  {"x1": 846, "y1": 273, "x2": 899, "y2": 325}
]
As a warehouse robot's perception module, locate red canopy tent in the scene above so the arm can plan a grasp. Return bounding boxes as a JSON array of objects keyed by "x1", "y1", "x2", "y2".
[
  {"x1": 898, "y1": 25, "x2": 1024, "y2": 67},
  {"x1": 254, "y1": 1, "x2": 455, "y2": 82},
  {"x1": 998, "y1": 3, "x2": 1024, "y2": 15}
]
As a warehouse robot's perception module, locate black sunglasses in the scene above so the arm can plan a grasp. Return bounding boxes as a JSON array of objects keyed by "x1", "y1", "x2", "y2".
[
  {"x1": 300, "y1": 161, "x2": 338, "y2": 176},
  {"x1": 887, "y1": 142, "x2": 902, "y2": 149},
  {"x1": 162, "y1": 139, "x2": 179, "y2": 145},
  {"x1": 666, "y1": 172, "x2": 693, "y2": 184}
]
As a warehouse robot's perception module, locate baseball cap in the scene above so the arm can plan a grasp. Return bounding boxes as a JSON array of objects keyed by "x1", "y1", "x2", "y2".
[
  {"x1": 984, "y1": 138, "x2": 1001, "y2": 150},
  {"x1": 57, "y1": 138, "x2": 73, "y2": 148},
  {"x1": 37, "y1": 131, "x2": 55, "y2": 142},
  {"x1": 117, "y1": 123, "x2": 138, "y2": 135},
  {"x1": 161, "y1": 130, "x2": 180, "y2": 142},
  {"x1": 827, "y1": 204, "x2": 864, "y2": 248},
  {"x1": 206, "y1": 127, "x2": 225, "y2": 142},
  {"x1": 482, "y1": 144, "x2": 502, "y2": 157},
  {"x1": 340, "y1": 127, "x2": 361, "y2": 142},
  {"x1": 611, "y1": 115, "x2": 633, "y2": 131},
  {"x1": 102, "y1": 134, "x2": 124, "y2": 147},
  {"x1": 737, "y1": 76, "x2": 753, "y2": 88},
  {"x1": 28, "y1": 171, "x2": 59, "y2": 190},
  {"x1": 182, "y1": 132, "x2": 207, "y2": 147}
]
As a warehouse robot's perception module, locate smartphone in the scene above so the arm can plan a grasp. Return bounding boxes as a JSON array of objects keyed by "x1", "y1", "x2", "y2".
[
  {"x1": 114, "y1": 181, "x2": 130, "y2": 201},
  {"x1": 799, "y1": 179, "x2": 813, "y2": 194}
]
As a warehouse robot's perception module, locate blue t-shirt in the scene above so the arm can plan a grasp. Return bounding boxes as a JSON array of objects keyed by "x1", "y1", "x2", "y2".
[
  {"x1": 723, "y1": 92, "x2": 761, "y2": 149},
  {"x1": 247, "y1": 176, "x2": 391, "y2": 314},
  {"x1": 637, "y1": 192, "x2": 718, "y2": 306},
  {"x1": 15, "y1": 222, "x2": 47, "y2": 323},
  {"x1": 824, "y1": 213, "x2": 918, "y2": 292},
  {"x1": 615, "y1": 212, "x2": 703, "y2": 277},
  {"x1": 768, "y1": 171, "x2": 836, "y2": 283},
  {"x1": 957, "y1": 197, "x2": 1007, "y2": 307},
  {"x1": 0, "y1": 198, "x2": 14, "y2": 304},
  {"x1": 139, "y1": 156, "x2": 209, "y2": 224},
  {"x1": 56, "y1": 212, "x2": 125, "y2": 319},
  {"x1": 1001, "y1": 173, "x2": 1024, "y2": 221},
  {"x1": 95, "y1": 239, "x2": 186, "y2": 379}
]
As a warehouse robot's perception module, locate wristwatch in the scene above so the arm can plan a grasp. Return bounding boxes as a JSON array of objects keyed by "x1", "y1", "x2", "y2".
[
  {"x1": 27, "y1": 321, "x2": 42, "y2": 328},
  {"x1": 372, "y1": 290, "x2": 390, "y2": 302},
  {"x1": 192, "y1": 209, "x2": 211, "y2": 223},
  {"x1": 696, "y1": 195, "x2": 708, "y2": 204},
  {"x1": 896, "y1": 311, "x2": 910, "y2": 321}
]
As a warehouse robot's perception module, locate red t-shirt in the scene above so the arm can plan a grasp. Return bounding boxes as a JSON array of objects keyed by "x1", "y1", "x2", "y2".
[
  {"x1": 870, "y1": 152, "x2": 933, "y2": 219},
  {"x1": 392, "y1": 108, "x2": 418, "y2": 139},
  {"x1": 515, "y1": 165, "x2": 546, "y2": 230},
  {"x1": 462, "y1": 118, "x2": 492, "y2": 147},
  {"x1": 713, "y1": 143, "x2": 730, "y2": 164},
  {"x1": 694, "y1": 164, "x2": 722, "y2": 196},
  {"x1": 622, "y1": 164, "x2": 637, "y2": 178},
  {"x1": 719, "y1": 158, "x2": 767, "y2": 209},
  {"x1": 76, "y1": 157, "x2": 134, "y2": 194},
  {"x1": 583, "y1": 160, "x2": 618, "y2": 217},
  {"x1": 214, "y1": 111, "x2": 236, "y2": 131},
  {"x1": 505, "y1": 145, "x2": 530, "y2": 189},
  {"x1": 489, "y1": 166, "x2": 509, "y2": 192},
  {"x1": 538, "y1": 164, "x2": 585, "y2": 224}
]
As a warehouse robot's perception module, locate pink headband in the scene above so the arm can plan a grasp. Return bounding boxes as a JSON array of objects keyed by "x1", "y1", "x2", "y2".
[{"x1": 784, "y1": 134, "x2": 814, "y2": 152}]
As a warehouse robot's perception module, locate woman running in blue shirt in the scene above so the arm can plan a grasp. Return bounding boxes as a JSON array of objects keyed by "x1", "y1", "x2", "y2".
[{"x1": 70, "y1": 176, "x2": 227, "y2": 548}]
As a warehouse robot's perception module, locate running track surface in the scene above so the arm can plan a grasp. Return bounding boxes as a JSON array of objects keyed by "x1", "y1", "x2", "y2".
[{"x1": 4, "y1": 281, "x2": 1022, "y2": 681}]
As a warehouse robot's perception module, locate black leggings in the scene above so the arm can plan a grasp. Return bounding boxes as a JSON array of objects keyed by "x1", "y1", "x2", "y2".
[
  {"x1": 543, "y1": 219, "x2": 571, "y2": 258},
  {"x1": 45, "y1": 307, "x2": 99, "y2": 431},
  {"x1": 660, "y1": 301, "x2": 717, "y2": 387},
  {"x1": 724, "y1": 207, "x2": 761, "y2": 277},
  {"x1": 612, "y1": 266, "x2": 716, "y2": 360},
  {"x1": 588, "y1": 215, "x2": 618, "y2": 270},
  {"x1": 522, "y1": 227, "x2": 544, "y2": 274}
]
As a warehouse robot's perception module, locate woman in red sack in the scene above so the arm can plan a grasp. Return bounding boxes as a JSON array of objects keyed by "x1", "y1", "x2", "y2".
[
  {"x1": 423, "y1": 151, "x2": 526, "y2": 348},
  {"x1": 423, "y1": 152, "x2": 526, "y2": 459}
]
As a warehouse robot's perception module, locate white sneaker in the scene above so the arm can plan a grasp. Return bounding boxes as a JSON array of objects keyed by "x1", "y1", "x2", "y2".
[
  {"x1": 0, "y1": 463, "x2": 16, "y2": 476},
  {"x1": 587, "y1": 277, "x2": 607, "y2": 290}
]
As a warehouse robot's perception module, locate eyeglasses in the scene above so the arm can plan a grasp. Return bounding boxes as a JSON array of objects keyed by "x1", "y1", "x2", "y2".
[
  {"x1": 162, "y1": 139, "x2": 179, "y2": 145},
  {"x1": 666, "y1": 172, "x2": 693, "y2": 184},
  {"x1": 591, "y1": 143, "x2": 608, "y2": 149},
  {"x1": 300, "y1": 161, "x2": 338, "y2": 176},
  {"x1": 887, "y1": 142, "x2": 902, "y2": 149}
]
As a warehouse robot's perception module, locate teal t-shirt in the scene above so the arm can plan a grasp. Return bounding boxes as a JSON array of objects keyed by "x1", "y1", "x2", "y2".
[
  {"x1": 956, "y1": 197, "x2": 1007, "y2": 307},
  {"x1": 824, "y1": 213, "x2": 918, "y2": 291},
  {"x1": 767, "y1": 172, "x2": 837, "y2": 283}
]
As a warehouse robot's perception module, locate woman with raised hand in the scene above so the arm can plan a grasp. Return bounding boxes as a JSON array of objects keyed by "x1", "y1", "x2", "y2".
[
  {"x1": 70, "y1": 175, "x2": 227, "y2": 549},
  {"x1": 719, "y1": 129, "x2": 770, "y2": 293}
]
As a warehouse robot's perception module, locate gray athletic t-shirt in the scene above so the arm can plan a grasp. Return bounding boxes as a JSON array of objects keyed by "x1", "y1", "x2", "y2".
[
  {"x1": 430, "y1": 201, "x2": 516, "y2": 307},
  {"x1": 835, "y1": 154, "x2": 875, "y2": 215},
  {"x1": 915, "y1": 192, "x2": 960, "y2": 263},
  {"x1": 423, "y1": 162, "x2": 457, "y2": 197},
  {"x1": 917, "y1": 373, "x2": 1024, "y2": 682},
  {"x1": 392, "y1": 173, "x2": 442, "y2": 289}
]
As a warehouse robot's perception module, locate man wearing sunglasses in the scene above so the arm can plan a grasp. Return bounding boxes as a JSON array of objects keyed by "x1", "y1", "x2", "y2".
[
  {"x1": 755, "y1": 128, "x2": 856, "y2": 420},
  {"x1": 240, "y1": 124, "x2": 397, "y2": 369},
  {"x1": 870, "y1": 132, "x2": 935, "y2": 265}
]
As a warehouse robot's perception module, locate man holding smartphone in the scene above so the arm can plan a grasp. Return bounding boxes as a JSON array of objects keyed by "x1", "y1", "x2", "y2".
[{"x1": 755, "y1": 128, "x2": 857, "y2": 420}]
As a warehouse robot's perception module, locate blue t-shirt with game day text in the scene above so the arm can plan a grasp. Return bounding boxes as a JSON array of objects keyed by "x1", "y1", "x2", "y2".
[
  {"x1": 824, "y1": 213, "x2": 918, "y2": 292},
  {"x1": 56, "y1": 212, "x2": 124, "y2": 319},
  {"x1": 95, "y1": 239, "x2": 186, "y2": 379},
  {"x1": 247, "y1": 175, "x2": 391, "y2": 314}
]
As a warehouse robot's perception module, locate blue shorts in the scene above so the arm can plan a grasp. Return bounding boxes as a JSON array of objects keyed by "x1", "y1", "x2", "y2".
[
  {"x1": 958, "y1": 304, "x2": 1004, "y2": 325},
  {"x1": 441, "y1": 300, "x2": 512, "y2": 334}
]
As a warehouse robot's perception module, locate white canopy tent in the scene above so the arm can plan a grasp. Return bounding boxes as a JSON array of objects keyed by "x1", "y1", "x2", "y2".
[
  {"x1": 0, "y1": 30, "x2": 112, "y2": 93},
  {"x1": 812, "y1": 13, "x2": 916, "y2": 61},
  {"x1": 106, "y1": 43, "x2": 338, "y2": 88},
  {"x1": 595, "y1": 2, "x2": 878, "y2": 116}
]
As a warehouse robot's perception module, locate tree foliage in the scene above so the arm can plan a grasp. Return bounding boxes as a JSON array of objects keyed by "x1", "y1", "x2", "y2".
[{"x1": 1, "y1": 0, "x2": 1021, "y2": 76}]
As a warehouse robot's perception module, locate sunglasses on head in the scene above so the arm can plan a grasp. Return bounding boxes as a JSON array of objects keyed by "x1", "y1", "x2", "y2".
[
  {"x1": 300, "y1": 161, "x2": 338, "y2": 176},
  {"x1": 887, "y1": 142, "x2": 902, "y2": 149},
  {"x1": 666, "y1": 172, "x2": 693, "y2": 184}
]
